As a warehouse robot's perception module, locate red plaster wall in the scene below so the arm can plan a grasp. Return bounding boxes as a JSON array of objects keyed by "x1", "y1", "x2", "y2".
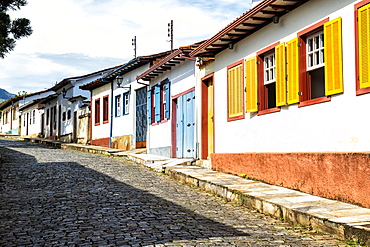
[
  {"x1": 211, "y1": 152, "x2": 370, "y2": 208},
  {"x1": 90, "y1": 138, "x2": 110, "y2": 148}
]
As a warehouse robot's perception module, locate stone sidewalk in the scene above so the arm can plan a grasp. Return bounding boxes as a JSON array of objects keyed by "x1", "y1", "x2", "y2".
[{"x1": 1, "y1": 134, "x2": 370, "y2": 246}]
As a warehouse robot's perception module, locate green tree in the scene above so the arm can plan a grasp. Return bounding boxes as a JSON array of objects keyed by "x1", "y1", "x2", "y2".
[{"x1": 0, "y1": 0, "x2": 32, "y2": 58}]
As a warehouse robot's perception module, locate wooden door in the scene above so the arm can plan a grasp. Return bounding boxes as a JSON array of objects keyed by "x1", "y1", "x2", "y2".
[
  {"x1": 201, "y1": 75, "x2": 214, "y2": 159},
  {"x1": 135, "y1": 87, "x2": 148, "y2": 148}
]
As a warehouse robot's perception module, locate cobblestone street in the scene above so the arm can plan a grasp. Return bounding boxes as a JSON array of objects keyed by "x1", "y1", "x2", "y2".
[{"x1": 0, "y1": 139, "x2": 353, "y2": 246}]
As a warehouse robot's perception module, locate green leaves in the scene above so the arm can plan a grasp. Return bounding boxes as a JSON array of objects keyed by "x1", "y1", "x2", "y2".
[{"x1": 0, "y1": 0, "x2": 32, "y2": 58}]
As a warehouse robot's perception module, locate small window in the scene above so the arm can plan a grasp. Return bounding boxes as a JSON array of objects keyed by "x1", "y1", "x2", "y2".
[
  {"x1": 46, "y1": 109, "x2": 50, "y2": 125},
  {"x1": 264, "y1": 52, "x2": 276, "y2": 85},
  {"x1": 115, "y1": 95, "x2": 121, "y2": 117},
  {"x1": 62, "y1": 112, "x2": 66, "y2": 121},
  {"x1": 95, "y1": 98, "x2": 101, "y2": 125},
  {"x1": 103, "y1": 95, "x2": 109, "y2": 123},
  {"x1": 67, "y1": 110, "x2": 71, "y2": 120},
  {"x1": 123, "y1": 93, "x2": 129, "y2": 115}
]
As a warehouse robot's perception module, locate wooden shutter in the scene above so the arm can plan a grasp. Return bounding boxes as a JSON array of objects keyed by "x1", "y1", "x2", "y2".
[
  {"x1": 245, "y1": 57, "x2": 258, "y2": 112},
  {"x1": 227, "y1": 63, "x2": 244, "y2": 119},
  {"x1": 165, "y1": 81, "x2": 171, "y2": 119},
  {"x1": 287, "y1": 37, "x2": 300, "y2": 104},
  {"x1": 147, "y1": 89, "x2": 152, "y2": 124},
  {"x1": 154, "y1": 85, "x2": 161, "y2": 122},
  {"x1": 275, "y1": 42, "x2": 287, "y2": 106},
  {"x1": 324, "y1": 17, "x2": 343, "y2": 95},
  {"x1": 359, "y1": 4, "x2": 370, "y2": 89}
]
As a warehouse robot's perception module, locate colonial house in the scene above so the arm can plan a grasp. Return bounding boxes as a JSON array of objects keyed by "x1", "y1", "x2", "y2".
[
  {"x1": 189, "y1": 0, "x2": 370, "y2": 208},
  {"x1": 43, "y1": 67, "x2": 116, "y2": 142},
  {"x1": 137, "y1": 43, "x2": 202, "y2": 158},
  {"x1": 0, "y1": 96, "x2": 21, "y2": 135},
  {"x1": 18, "y1": 89, "x2": 54, "y2": 137},
  {"x1": 0, "y1": 90, "x2": 53, "y2": 135},
  {"x1": 80, "y1": 51, "x2": 171, "y2": 149}
]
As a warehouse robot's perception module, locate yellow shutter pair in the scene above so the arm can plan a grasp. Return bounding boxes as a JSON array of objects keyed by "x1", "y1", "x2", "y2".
[
  {"x1": 245, "y1": 43, "x2": 287, "y2": 112},
  {"x1": 227, "y1": 64, "x2": 244, "y2": 118},
  {"x1": 359, "y1": 4, "x2": 370, "y2": 89},
  {"x1": 287, "y1": 17, "x2": 344, "y2": 102},
  {"x1": 245, "y1": 17, "x2": 343, "y2": 111}
]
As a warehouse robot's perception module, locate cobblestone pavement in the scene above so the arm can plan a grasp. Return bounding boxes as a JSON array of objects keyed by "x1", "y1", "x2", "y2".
[{"x1": 0, "y1": 139, "x2": 356, "y2": 246}]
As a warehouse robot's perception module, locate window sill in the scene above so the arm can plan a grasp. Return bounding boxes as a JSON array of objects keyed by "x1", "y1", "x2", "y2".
[
  {"x1": 103, "y1": 120, "x2": 109, "y2": 124},
  {"x1": 356, "y1": 87, "x2": 370, "y2": 96},
  {"x1": 227, "y1": 114, "x2": 245, "y2": 122},
  {"x1": 298, "y1": 96, "x2": 331, "y2": 107},
  {"x1": 94, "y1": 123, "x2": 100, "y2": 126},
  {"x1": 160, "y1": 119, "x2": 169, "y2": 124},
  {"x1": 257, "y1": 107, "x2": 281, "y2": 116}
]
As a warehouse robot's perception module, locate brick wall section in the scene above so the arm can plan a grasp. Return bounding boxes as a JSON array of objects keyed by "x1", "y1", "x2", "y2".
[
  {"x1": 90, "y1": 137, "x2": 110, "y2": 148},
  {"x1": 211, "y1": 152, "x2": 370, "y2": 208}
]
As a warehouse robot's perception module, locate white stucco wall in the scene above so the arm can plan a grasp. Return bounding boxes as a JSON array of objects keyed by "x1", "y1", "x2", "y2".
[
  {"x1": 210, "y1": 0, "x2": 369, "y2": 153},
  {"x1": 20, "y1": 105, "x2": 43, "y2": 137},
  {"x1": 111, "y1": 64, "x2": 150, "y2": 140},
  {"x1": 91, "y1": 83, "x2": 111, "y2": 141},
  {"x1": 147, "y1": 59, "x2": 196, "y2": 154}
]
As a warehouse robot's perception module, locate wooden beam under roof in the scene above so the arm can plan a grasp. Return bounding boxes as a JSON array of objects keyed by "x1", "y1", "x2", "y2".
[
  {"x1": 242, "y1": 23, "x2": 261, "y2": 27},
  {"x1": 251, "y1": 16, "x2": 271, "y2": 21}
]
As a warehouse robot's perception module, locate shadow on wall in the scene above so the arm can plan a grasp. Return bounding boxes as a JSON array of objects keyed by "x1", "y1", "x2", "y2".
[{"x1": 0, "y1": 139, "x2": 249, "y2": 245}]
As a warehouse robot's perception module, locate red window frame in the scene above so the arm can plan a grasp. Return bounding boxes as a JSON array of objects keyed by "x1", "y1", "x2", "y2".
[
  {"x1": 355, "y1": 0, "x2": 370, "y2": 95},
  {"x1": 256, "y1": 42, "x2": 281, "y2": 115},
  {"x1": 297, "y1": 18, "x2": 331, "y2": 107},
  {"x1": 102, "y1": 95, "x2": 109, "y2": 124},
  {"x1": 94, "y1": 98, "x2": 100, "y2": 126}
]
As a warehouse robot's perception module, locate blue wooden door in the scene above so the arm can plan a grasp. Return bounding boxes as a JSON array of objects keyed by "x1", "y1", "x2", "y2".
[
  {"x1": 136, "y1": 86, "x2": 147, "y2": 148},
  {"x1": 176, "y1": 91, "x2": 195, "y2": 158}
]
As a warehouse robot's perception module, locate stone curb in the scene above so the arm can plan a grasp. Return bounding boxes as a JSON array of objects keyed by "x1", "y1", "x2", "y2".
[
  {"x1": 1, "y1": 135, "x2": 369, "y2": 245},
  {"x1": 164, "y1": 165, "x2": 370, "y2": 246}
]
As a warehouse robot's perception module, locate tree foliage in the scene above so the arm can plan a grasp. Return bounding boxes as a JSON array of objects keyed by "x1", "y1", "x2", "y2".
[{"x1": 0, "y1": 0, "x2": 32, "y2": 58}]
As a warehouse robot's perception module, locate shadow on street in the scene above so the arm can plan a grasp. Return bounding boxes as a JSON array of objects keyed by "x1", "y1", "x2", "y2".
[{"x1": 0, "y1": 139, "x2": 249, "y2": 246}]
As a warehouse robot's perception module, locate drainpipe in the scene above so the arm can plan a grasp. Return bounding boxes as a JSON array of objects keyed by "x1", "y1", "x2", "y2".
[{"x1": 109, "y1": 80, "x2": 114, "y2": 148}]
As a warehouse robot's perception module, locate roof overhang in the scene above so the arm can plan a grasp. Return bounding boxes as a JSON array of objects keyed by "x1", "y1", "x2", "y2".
[
  {"x1": 189, "y1": 0, "x2": 310, "y2": 58},
  {"x1": 136, "y1": 49, "x2": 197, "y2": 82}
]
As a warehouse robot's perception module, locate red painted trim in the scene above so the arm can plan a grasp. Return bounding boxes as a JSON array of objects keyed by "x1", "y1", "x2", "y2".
[
  {"x1": 297, "y1": 18, "x2": 329, "y2": 37},
  {"x1": 102, "y1": 95, "x2": 109, "y2": 123},
  {"x1": 201, "y1": 74, "x2": 215, "y2": 159},
  {"x1": 90, "y1": 137, "x2": 110, "y2": 148},
  {"x1": 298, "y1": 96, "x2": 331, "y2": 107},
  {"x1": 257, "y1": 107, "x2": 281, "y2": 116},
  {"x1": 201, "y1": 73, "x2": 214, "y2": 81},
  {"x1": 227, "y1": 59, "x2": 243, "y2": 69},
  {"x1": 257, "y1": 56, "x2": 265, "y2": 111},
  {"x1": 355, "y1": 0, "x2": 370, "y2": 95},
  {"x1": 172, "y1": 87, "x2": 195, "y2": 99},
  {"x1": 94, "y1": 98, "x2": 100, "y2": 125},
  {"x1": 256, "y1": 41, "x2": 280, "y2": 56},
  {"x1": 171, "y1": 98, "x2": 177, "y2": 158},
  {"x1": 137, "y1": 49, "x2": 183, "y2": 80},
  {"x1": 160, "y1": 119, "x2": 168, "y2": 124},
  {"x1": 227, "y1": 59, "x2": 245, "y2": 122}
]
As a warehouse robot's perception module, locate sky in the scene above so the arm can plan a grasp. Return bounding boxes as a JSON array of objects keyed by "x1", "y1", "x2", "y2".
[{"x1": 0, "y1": 0, "x2": 253, "y2": 95}]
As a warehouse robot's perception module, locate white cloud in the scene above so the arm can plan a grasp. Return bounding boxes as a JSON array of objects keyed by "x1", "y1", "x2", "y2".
[{"x1": 0, "y1": 0, "x2": 251, "y2": 94}]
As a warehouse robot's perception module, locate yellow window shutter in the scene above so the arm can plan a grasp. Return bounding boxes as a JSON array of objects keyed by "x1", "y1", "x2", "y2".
[
  {"x1": 359, "y1": 4, "x2": 370, "y2": 89},
  {"x1": 324, "y1": 17, "x2": 343, "y2": 95},
  {"x1": 245, "y1": 57, "x2": 258, "y2": 112},
  {"x1": 228, "y1": 64, "x2": 244, "y2": 118},
  {"x1": 287, "y1": 37, "x2": 300, "y2": 104},
  {"x1": 275, "y1": 42, "x2": 287, "y2": 107}
]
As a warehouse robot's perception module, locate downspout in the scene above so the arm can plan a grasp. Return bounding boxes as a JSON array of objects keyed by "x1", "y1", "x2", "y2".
[{"x1": 109, "y1": 80, "x2": 114, "y2": 148}]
